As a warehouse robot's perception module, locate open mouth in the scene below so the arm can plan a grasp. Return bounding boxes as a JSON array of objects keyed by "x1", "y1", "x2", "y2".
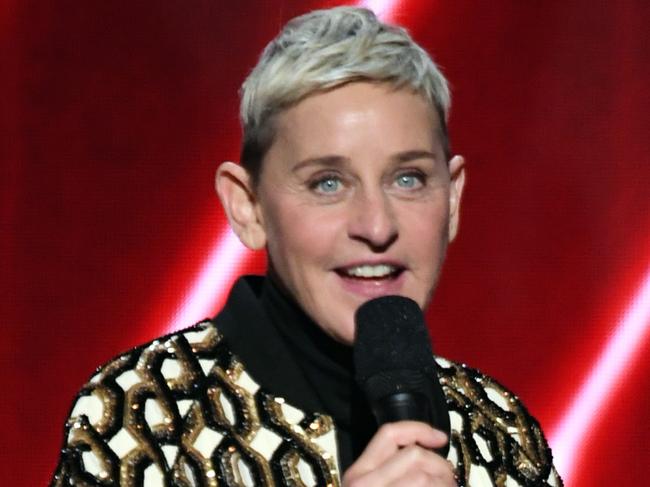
[{"x1": 335, "y1": 264, "x2": 404, "y2": 280}]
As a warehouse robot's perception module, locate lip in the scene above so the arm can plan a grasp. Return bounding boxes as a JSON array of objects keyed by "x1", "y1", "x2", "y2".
[
  {"x1": 336, "y1": 259, "x2": 406, "y2": 271},
  {"x1": 334, "y1": 266, "x2": 407, "y2": 299}
]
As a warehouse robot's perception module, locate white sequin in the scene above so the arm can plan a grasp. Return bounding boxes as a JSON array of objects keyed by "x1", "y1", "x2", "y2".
[
  {"x1": 449, "y1": 410, "x2": 464, "y2": 433},
  {"x1": 447, "y1": 443, "x2": 458, "y2": 466},
  {"x1": 235, "y1": 370, "x2": 260, "y2": 394},
  {"x1": 219, "y1": 393, "x2": 236, "y2": 425},
  {"x1": 297, "y1": 458, "x2": 316, "y2": 487},
  {"x1": 311, "y1": 429, "x2": 339, "y2": 472},
  {"x1": 506, "y1": 474, "x2": 521, "y2": 486},
  {"x1": 115, "y1": 370, "x2": 140, "y2": 391},
  {"x1": 473, "y1": 433, "x2": 493, "y2": 462},
  {"x1": 143, "y1": 463, "x2": 164, "y2": 486},
  {"x1": 183, "y1": 461, "x2": 197, "y2": 486},
  {"x1": 281, "y1": 402, "x2": 305, "y2": 425},
  {"x1": 108, "y1": 428, "x2": 139, "y2": 458},
  {"x1": 160, "y1": 359, "x2": 182, "y2": 380},
  {"x1": 177, "y1": 399, "x2": 193, "y2": 417},
  {"x1": 161, "y1": 444, "x2": 179, "y2": 469},
  {"x1": 435, "y1": 357, "x2": 452, "y2": 368},
  {"x1": 485, "y1": 386, "x2": 510, "y2": 411},
  {"x1": 193, "y1": 427, "x2": 224, "y2": 458},
  {"x1": 145, "y1": 398, "x2": 165, "y2": 427},
  {"x1": 183, "y1": 327, "x2": 211, "y2": 344},
  {"x1": 236, "y1": 458, "x2": 255, "y2": 487},
  {"x1": 70, "y1": 393, "x2": 103, "y2": 425},
  {"x1": 507, "y1": 426, "x2": 522, "y2": 446},
  {"x1": 249, "y1": 427, "x2": 282, "y2": 460},
  {"x1": 547, "y1": 469, "x2": 561, "y2": 486},
  {"x1": 468, "y1": 464, "x2": 493, "y2": 485},
  {"x1": 81, "y1": 450, "x2": 103, "y2": 477},
  {"x1": 199, "y1": 358, "x2": 216, "y2": 375}
]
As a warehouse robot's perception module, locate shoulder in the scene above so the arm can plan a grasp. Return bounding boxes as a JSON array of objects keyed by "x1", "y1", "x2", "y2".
[
  {"x1": 51, "y1": 319, "x2": 340, "y2": 486},
  {"x1": 50, "y1": 320, "x2": 223, "y2": 485},
  {"x1": 62, "y1": 320, "x2": 222, "y2": 428},
  {"x1": 435, "y1": 356, "x2": 563, "y2": 486}
]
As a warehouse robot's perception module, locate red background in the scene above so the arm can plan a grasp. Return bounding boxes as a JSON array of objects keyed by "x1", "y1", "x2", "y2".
[{"x1": 2, "y1": 1, "x2": 649, "y2": 484}]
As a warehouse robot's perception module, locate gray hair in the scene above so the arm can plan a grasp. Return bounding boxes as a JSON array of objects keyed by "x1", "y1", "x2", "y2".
[{"x1": 240, "y1": 6, "x2": 451, "y2": 184}]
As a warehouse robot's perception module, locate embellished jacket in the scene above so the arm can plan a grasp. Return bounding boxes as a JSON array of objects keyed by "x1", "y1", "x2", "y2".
[{"x1": 51, "y1": 280, "x2": 562, "y2": 486}]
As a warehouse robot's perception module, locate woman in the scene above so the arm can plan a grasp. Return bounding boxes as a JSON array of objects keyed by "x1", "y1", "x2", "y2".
[{"x1": 51, "y1": 7, "x2": 561, "y2": 486}]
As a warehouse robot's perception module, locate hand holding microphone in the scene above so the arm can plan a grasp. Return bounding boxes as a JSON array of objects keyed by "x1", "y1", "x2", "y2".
[{"x1": 342, "y1": 296, "x2": 456, "y2": 487}]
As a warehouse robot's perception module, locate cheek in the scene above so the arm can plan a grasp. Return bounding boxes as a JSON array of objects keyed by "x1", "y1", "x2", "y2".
[
  {"x1": 402, "y1": 201, "x2": 450, "y2": 248},
  {"x1": 263, "y1": 202, "x2": 343, "y2": 269}
]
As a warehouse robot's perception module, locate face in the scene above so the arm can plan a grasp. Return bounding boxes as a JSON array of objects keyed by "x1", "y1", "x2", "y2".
[{"x1": 252, "y1": 82, "x2": 464, "y2": 344}]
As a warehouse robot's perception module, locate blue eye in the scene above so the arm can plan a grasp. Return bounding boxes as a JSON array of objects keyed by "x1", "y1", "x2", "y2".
[
  {"x1": 396, "y1": 173, "x2": 422, "y2": 188},
  {"x1": 315, "y1": 177, "x2": 341, "y2": 193}
]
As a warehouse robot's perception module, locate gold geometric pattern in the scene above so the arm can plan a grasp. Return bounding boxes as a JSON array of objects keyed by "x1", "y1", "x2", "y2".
[
  {"x1": 436, "y1": 357, "x2": 562, "y2": 486},
  {"x1": 51, "y1": 321, "x2": 561, "y2": 486}
]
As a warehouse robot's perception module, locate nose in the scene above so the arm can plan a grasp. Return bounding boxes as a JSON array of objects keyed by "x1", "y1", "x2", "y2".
[{"x1": 347, "y1": 187, "x2": 398, "y2": 251}]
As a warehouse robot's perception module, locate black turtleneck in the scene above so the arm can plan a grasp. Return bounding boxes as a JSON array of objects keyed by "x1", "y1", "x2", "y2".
[{"x1": 215, "y1": 275, "x2": 377, "y2": 473}]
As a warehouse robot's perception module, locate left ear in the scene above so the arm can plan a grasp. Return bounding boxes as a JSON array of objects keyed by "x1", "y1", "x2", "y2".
[
  {"x1": 215, "y1": 161, "x2": 268, "y2": 250},
  {"x1": 447, "y1": 155, "x2": 466, "y2": 242}
]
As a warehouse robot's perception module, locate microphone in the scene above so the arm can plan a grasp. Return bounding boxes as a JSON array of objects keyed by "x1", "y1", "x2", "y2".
[{"x1": 353, "y1": 295, "x2": 450, "y2": 457}]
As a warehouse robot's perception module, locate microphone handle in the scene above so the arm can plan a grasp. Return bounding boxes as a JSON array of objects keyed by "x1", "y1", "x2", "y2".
[
  {"x1": 371, "y1": 391, "x2": 448, "y2": 456},
  {"x1": 371, "y1": 392, "x2": 431, "y2": 424}
]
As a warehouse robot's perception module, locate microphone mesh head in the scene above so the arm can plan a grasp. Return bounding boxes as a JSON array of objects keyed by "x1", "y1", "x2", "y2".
[{"x1": 354, "y1": 295, "x2": 436, "y2": 398}]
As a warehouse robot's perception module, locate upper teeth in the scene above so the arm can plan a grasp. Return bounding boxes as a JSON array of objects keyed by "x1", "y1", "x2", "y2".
[{"x1": 345, "y1": 264, "x2": 396, "y2": 278}]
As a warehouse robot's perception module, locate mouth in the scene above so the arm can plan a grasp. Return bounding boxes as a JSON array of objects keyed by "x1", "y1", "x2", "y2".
[
  {"x1": 335, "y1": 263, "x2": 405, "y2": 280},
  {"x1": 334, "y1": 263, "x2": 407, "y2": 298}
]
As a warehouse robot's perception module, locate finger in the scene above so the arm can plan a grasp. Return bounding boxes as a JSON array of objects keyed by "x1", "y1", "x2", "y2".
[
  {"x1": 361, "y1": 445, "x2": 455, "y2": 486},
  {"x1": 387, "y1": 469, "x2": 457, "y2": 487},
  {"x1": 346, "y1": 422, "x2": 448, "y2": 476}
]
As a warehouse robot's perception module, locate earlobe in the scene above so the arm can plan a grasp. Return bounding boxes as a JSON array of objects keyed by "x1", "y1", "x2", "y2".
[
  {"x1": 447, "y1": 155, "x2": 466, "y2": 242},
  {"x1": 215, "y1": 162, "x2": 267, "y2": 250}
]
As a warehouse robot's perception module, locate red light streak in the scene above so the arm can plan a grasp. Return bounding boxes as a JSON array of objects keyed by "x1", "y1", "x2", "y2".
[
  {"x1": 164, "y1": 229, "x2": 248, "y2": 334},
  {"x1": 359, "y1": 0, "x2": 400, "y2": 19},
  {"x1": 549, "y1": 264, "x2": 650, "y2": 482}
]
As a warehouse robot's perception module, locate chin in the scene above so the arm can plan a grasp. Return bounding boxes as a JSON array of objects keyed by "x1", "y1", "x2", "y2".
[
  {"x1": 322, "y1": 317, "x2": 356, "y2": 345},
  {"x1": 338, "y1": 330, "x2": 356, "y2": 346}
]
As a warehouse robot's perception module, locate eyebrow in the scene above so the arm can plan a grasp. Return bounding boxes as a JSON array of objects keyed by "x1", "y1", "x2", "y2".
[
  {"x1": 292, "y1": 155, "x2": 349, "y2": 172},
  {"x1": 292, "y1": 150, "x2": 439, "y2": 172},
  {"x1": 392, "y1": 150, "x2": 439, "y2": 164}
]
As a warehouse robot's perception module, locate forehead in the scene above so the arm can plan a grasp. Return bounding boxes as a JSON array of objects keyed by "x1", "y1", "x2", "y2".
[{"x1": 266, "y1": 82, "x2": 442, "y2": 165}]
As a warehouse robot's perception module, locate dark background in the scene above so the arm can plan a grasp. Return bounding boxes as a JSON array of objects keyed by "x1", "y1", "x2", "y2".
[{"x1": 2, "y1": 1, "x2": 649, "y2": 484}]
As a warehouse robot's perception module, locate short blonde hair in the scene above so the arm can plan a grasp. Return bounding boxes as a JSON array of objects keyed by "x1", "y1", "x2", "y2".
[{"x1": 240, "y1": 6, "x2": 451, "y2": 184}]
